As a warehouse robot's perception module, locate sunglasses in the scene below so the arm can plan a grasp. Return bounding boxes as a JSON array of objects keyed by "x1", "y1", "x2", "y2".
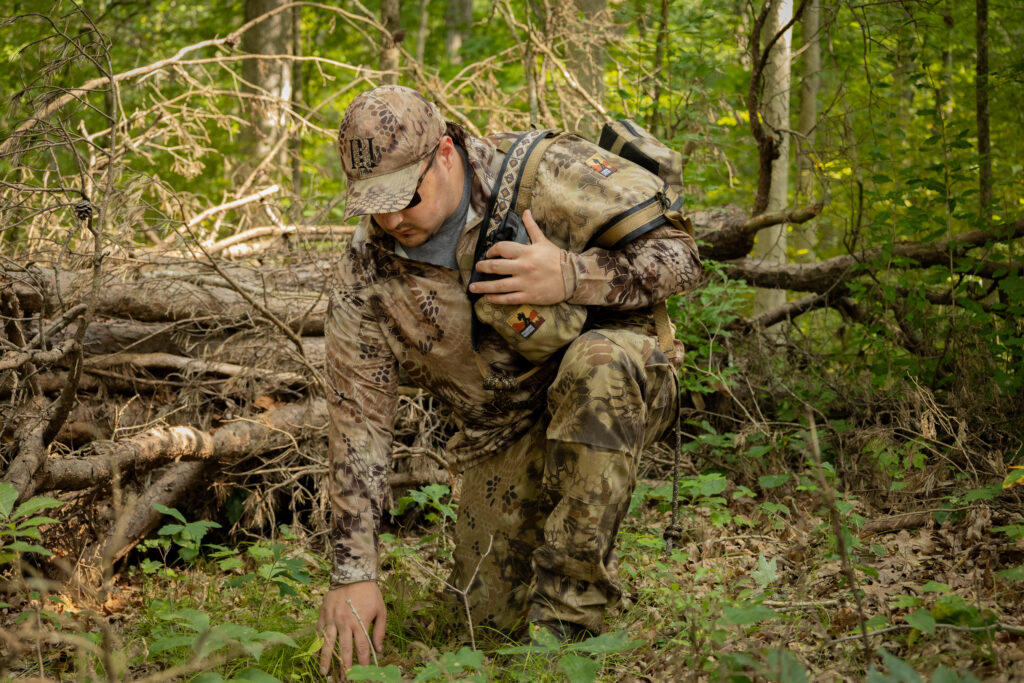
[{"x1": 402, "y1": 143, "x2": 440, "y2": 210}]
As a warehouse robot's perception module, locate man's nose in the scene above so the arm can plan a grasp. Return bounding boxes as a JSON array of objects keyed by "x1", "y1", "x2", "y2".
[{"x1": 377, "y1": 212, "x2": 403, "y2": 231}]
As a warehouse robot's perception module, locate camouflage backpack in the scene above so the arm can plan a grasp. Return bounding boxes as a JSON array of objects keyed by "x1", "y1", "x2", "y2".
[{"x1": 468, "y1": 120, "x2": 692, "y2": 365}]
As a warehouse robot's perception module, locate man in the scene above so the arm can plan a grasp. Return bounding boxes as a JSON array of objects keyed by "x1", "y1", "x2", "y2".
[{"x1": 317, "y1": 85, "x2": 701, "y2": 674}]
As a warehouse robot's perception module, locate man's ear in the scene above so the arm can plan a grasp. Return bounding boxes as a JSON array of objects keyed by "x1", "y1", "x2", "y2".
[{"x1": 437, "y1": 135, "x2": 457, "y2": 168}]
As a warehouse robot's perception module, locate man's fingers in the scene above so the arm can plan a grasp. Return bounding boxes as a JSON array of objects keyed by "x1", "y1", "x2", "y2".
[
  {"x1": 354, "y1": 625, "x2": 373, "y2": 665},
  {"x1": 484, "y1": 292, "x2": 528, "y2": 305},
  {"x1": 472, "y1": 276, "x2": 524, "y2": 295},
  {"x1": 484, "y1": 240, "x2": 527, "y2": 260},
  {"x1": 522, "y1": 209, "x2": 546, "y2": 243},
  {"x1": 474, "y1": 257, "x2": 518, "y2": 276},
  {"x1": 318, "y1": 625, "x2": 337, "y2": 675},
  {"x1": 372, "y1": 611, "x2": 387, "y2": 653},
  {"x1": 339, "y1": 626, "x2": 354, "y2": 670}
]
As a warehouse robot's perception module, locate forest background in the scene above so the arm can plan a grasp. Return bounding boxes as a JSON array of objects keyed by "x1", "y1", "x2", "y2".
[{"x1": 1, "y1": 0, "x2": 1023, "y2": 681}]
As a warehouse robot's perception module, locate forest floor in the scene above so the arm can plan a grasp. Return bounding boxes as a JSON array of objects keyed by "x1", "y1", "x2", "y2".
[{"x1": 2, "y1": 468, "x2": 1023, "y2": 682}]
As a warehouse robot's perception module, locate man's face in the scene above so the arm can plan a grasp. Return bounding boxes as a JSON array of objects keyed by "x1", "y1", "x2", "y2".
[{"x1": 371, "y1": 146, "x2": 449, "y2": 248}]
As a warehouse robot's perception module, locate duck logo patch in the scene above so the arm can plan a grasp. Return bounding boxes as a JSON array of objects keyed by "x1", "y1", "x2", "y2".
[
  {"x1": 586, "y1": 153, "x2": 618, "y2": 177},
  {"x1": 507, "y1": 306, "x2": 545, "y2": 338}
]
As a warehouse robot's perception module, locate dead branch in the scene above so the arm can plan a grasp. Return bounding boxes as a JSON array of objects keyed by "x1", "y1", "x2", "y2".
[
  {"x1": 723, "y1": 216, "x2": 1024, "y2": 293},
  {"x1": 44, "y1": 400, "x2": 326, "y2": 493},
  {"x1": 84, "y1": 352, "x2": 308, "y2": 388},
  {"x1": 0, "y1": 338, "x2": 78, "y2": 372},
  {"x1": 206, "y1": 225, "x2": 354, "y2": 255},
  {"x1": 694, "y1": 203, "x2": 823, "y2": 261},
  {"x1": 189, "y1": 185, "x2": 280, "y2": 232}
]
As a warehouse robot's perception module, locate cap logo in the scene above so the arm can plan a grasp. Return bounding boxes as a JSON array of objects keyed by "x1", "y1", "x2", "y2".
[{"x1": 349, "y1": 137, "x2": 382, "y2": 175}]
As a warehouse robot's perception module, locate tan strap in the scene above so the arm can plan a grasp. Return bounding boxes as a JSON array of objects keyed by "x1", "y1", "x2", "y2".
[
  {"x1": 653, "y1": 302, "x2": 677, "y2": 359},
  {"x1": 515, "y1": 133, "x2": 560, "y2": 213},
  {"x1": 593, "y1": 200, "x2": 666, "y2": 249}
]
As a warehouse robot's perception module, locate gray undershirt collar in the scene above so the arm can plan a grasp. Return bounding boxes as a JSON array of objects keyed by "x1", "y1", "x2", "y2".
[{"x1": 396, "y1": 145, "x2": 472, "y2": 270}]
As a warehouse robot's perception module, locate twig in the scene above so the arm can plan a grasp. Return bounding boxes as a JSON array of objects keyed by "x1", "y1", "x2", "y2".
[
  {"x1": 807, "y1": 411, "x2": 872, "y2": 665},
  {"x1": 829, "y1": 621, "x2": 1024, "y2": 645},
  {"x1": 762, "y1": 599, "x2": 839, "y2": 609},
  {"x1": 207, "y1": 225, "x2": 354, "y2": 254},
  {"x1": 189, "y1": 185, "x2": 280, "y2": 232},
  {"x1": 345, "y1": 599, "x2": 379, "y2": 667}
]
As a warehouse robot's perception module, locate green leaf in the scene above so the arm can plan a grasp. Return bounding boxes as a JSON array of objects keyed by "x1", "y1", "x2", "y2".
[
  {"x1": 158, "y1": 523, "x2": 185, "y2": 536},
  {"x1": 566, "y1": 630, "x2": 643, "y2": 654},
  {"x1": 0, "y1": 483, "x2": 18, "y2": 518},
  {"x1": 18, "y1": 516, "x2": 61, "y2": 528},
  {"x1": 148, "y1": 634, "x2": 195, "y2": 655},
  {"x1": 558, "y1": 654, "x2": 600, "y2": 683},
  {"x1": 751, "y1": 553, "x2": 779, "y2": 589},
  {"x1": 193, "y1": 674, "x2": 226, "y2": 683},
  {"x1": 995, "y1": 566, "x2": 1024, "y2": 581},
  {"x1": 1002, "y1": 468, "x2": 1024, "y2": 490},
  {"x1": 904, "y1": 609, "x2": 936, "y2": 634},
  {"x1": 347, "y1": 665, "x2": 403, "y2": 682},
  {"x1": 722, "y1": 603, "x2": 778, "y2": 625},
  {"x1": 932, "y1": 666, "x2": 980, "y2": 683},
  {"x1": 920, "y1": 581, "x2": 951, "y2": 593},
  {"x1": 877, "y1": 648, "x2": 923, "y2": 683},
  {"x1": 759, "y1": 474, "x2": 791, "y2": 489},
  {"x1": 231, "y1": 667, "x2": 280, "y2": 682},
  {"x1": 12, "y1": 496, "x2": 63, "y2": 519},
  {"x1": 159, "y1": 607, "x2": 210, "y2": 633},
  {"x1": 5, "y1": 541, "x2": 52, "y2": 556},
  {"x1": 153, "y1": 503, "x2": 187, "y2": 524},
  {"x1": 961, "y1": 485, "x2": 1001, "y2": 502},
  {"x1": 765, "y1": 648, "x2": 808, "y2": 683},
  {"x1": 218, "y1": 557, "x2": 244, "y2": 571}
]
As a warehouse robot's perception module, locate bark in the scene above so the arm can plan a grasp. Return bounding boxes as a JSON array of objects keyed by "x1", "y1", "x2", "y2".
[
  {"x1": 381, "y1": 0, "x2": 402, "y2": 84},
  {"x1": 444, "y1": 0, "x2": 472, "y2": 65},
  {"x1": 976, "y1": 0, "x2": 991, "y2": 224},
  {"x1": 78, "y1": 461, "x2": 211, "y2": 576},
  {"x1": 565, "y1": 0, "x2": 608, "y2": 137},
  {"x1": 42, "y1": 400, "x2": 327, "y2": 492},
  {"x1": 792, "y1": 0, "x2": 820, "y2": 260},
  {"x1": 724, "y1": 217, "x2": 1024, "y2": 293},
  {"x1": 241, "y1": 0, "x2": 294, "y2": 166},
  {"x1": 752, "y1": 0, "x2": 794, "y2": 318}
]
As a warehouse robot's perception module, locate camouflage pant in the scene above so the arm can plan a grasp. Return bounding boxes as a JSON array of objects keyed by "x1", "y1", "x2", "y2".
[{"x1": 452, "y1": 329, "x2": 678, "y2": 636}]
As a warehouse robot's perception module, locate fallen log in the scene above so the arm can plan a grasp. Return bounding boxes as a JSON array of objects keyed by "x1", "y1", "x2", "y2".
[{"x1": 42, "y1": 400, "x2": 328, "y2": 492}]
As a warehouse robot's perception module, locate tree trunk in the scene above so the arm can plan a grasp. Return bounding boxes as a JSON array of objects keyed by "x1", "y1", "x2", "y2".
[
  {"x1": 792, "y1": 0, "x2": 820, "y2": 262},
  {"x1": 241, "y1": 0, "x2": 294, "y2": 168},
  {"x1": 444, "y1": 0, "x2": 472, "y2": 65},
  {"x1": 752, "y1": 0, "x2": 793, "y2": 319},
  {"x1": 381, "y1": 0, "x2": 402, "y2": 84},
  {"x1": 565, "y1": 0, "x2": 608, "y2": 137},
  {"x1": 976, "y1": 0, "x2": 991, "y2": 225}
]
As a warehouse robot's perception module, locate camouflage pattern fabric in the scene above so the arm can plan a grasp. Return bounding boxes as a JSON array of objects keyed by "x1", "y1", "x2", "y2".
[
  {"x1": 453, "y1": 329, "x2": 678, "y2": 634},
  {"x1": 338, "y1": 86, "x2": 448, "y2": 219},
  {"x1": 325, "y1": 130, "x2": 702, "y2": 621}
]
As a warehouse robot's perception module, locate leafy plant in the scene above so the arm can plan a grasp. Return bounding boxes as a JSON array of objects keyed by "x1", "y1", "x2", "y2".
[{"x1": 0, "y1": 482, "x2": 63, "y2": 564}]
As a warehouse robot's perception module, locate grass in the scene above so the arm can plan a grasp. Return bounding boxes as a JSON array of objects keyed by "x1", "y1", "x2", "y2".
[{"x1": 1, "y1": 471, "x2": 1022, "y2": 681}]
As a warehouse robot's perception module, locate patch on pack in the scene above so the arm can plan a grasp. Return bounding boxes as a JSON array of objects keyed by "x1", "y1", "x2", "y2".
[
  {"x1": 586, "y1": 153, "x2": 618, "y2": 178},
  {"x1": 507, "y1": 306, "x2": 546, "y2": 338}
]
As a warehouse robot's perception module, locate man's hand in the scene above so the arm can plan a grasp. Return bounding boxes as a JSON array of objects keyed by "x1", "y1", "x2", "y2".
[
  {"x1": 318, "y1": 581, "x2": 387, "y2": 675},
  {"x1": 469, "y1": 210, "x2": 567, "y2": 305}
]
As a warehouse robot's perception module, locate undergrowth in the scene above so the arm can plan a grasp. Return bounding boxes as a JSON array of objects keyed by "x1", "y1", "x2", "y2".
[{"x1": 2, "y1": 448, "x2": 1022, "y2": 682}]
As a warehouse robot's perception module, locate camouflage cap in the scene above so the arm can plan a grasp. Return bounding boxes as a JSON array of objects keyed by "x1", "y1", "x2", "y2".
[{"x1": 338, "y1": 86, "x2": 447, "y2": 219}]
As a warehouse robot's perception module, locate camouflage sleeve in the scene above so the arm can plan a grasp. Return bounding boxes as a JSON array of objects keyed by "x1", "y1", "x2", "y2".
[
  {"x1": 563, "y1": 224, "x2": 702, "y2": 308},
  {"x1": 325, "y1": 288, "x2": 398, "y2": 587}
]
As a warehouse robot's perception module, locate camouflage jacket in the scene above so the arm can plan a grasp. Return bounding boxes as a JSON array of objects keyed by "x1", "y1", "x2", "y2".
[{"x1": 326, "y1": 132, "x2": 702, "y2": 586}]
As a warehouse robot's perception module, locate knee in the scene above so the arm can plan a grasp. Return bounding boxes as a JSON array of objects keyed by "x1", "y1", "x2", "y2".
[{"x1": 553, "y1": 331, "x2": 645, "y2": 400}]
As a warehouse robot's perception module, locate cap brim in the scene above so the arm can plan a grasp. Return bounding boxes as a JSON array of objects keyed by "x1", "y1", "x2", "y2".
[{"x1": 343, "y1": 162, "x2": 421, "y2": 220}]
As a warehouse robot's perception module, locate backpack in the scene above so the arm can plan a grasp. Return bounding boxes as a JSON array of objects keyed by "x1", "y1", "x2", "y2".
[{"x1": 469, "y1": 120, "x2": 692, "y2": 366}]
